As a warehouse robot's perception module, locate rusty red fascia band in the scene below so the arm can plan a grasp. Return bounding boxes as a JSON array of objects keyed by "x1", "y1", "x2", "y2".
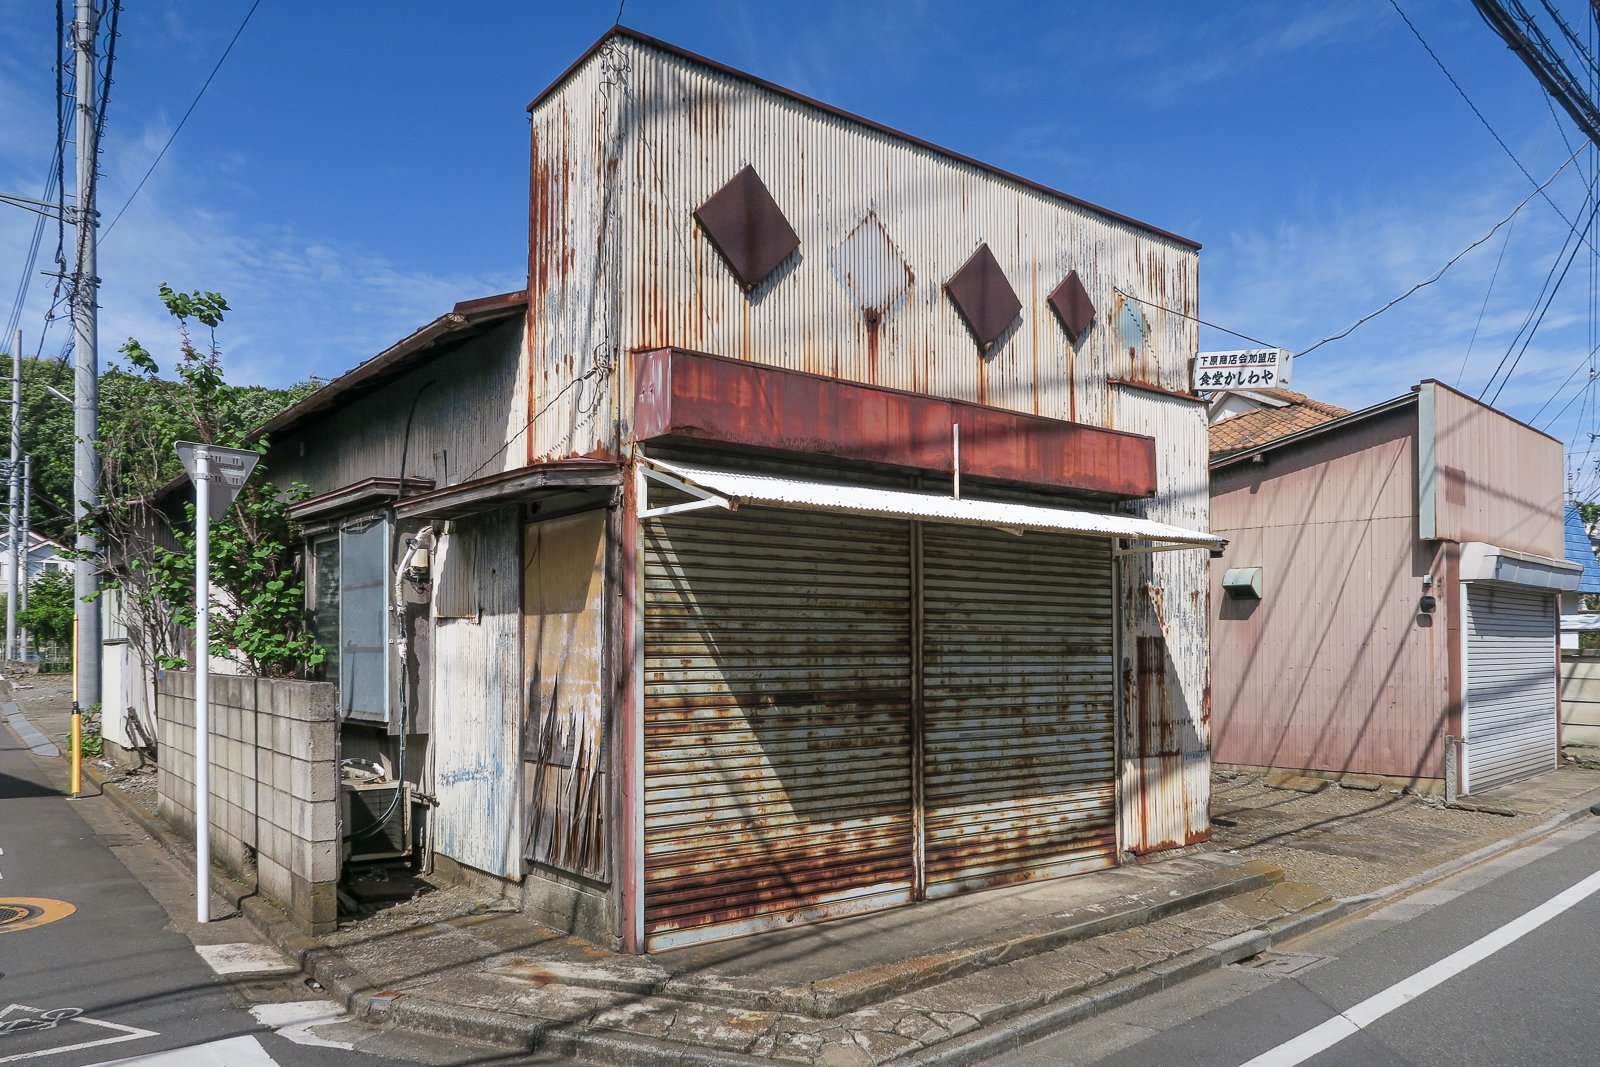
[{"x1": 634, "y1": 348, "x2": 1158, "y2": 498}]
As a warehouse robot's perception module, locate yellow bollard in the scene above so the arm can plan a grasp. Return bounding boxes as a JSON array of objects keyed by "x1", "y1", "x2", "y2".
[{"x1": 70, "y1": 614, "x2": 80, "y2": 796}]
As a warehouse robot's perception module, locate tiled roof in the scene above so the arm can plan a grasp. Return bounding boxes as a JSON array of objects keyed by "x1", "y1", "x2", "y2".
[
  {"x1": 1565, "y1": 504, "x2": 1600, "y2": 594},
  {"x1": 1209, "y1": 390, "x2": 1352, "y2": 456}
]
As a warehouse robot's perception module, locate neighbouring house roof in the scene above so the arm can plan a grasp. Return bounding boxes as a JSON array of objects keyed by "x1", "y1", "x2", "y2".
[
  {"x1": 148, "y1": 290, "x2": 529, "y2": 513},
  {"x1": 1564, "y1": 504, "x2": 1600, "y2": 593},
  {"x1": 1209, "y1": 390, "x2": 1352, "y2": 456}
]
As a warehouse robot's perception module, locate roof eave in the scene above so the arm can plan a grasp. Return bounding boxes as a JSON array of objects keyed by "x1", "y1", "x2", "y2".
[{"x1": 1210, "y1": 393, "x2": 1418, "y2": 471}]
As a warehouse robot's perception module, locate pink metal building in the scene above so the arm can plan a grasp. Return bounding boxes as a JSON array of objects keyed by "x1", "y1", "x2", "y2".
[{"x1": 1210, "y1": 380, "x2": 1577, "y2": 795}]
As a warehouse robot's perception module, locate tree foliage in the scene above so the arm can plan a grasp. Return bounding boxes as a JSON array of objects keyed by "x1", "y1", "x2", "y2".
[
  {"x1": 18, "y1": 569, "x2": 74, "y2": 649},
  {"x1": 90, "y1": 285, "x2": 321, "y2": 678}
]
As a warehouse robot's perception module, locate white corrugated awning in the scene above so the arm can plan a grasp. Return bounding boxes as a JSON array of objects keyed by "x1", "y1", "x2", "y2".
[{"x1": 639, "y1": 458, "x2": 1225, "y2": 551}]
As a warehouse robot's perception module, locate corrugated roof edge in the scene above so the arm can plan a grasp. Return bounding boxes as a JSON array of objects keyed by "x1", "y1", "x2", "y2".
[
  {"x1": 252, "y1": 289, "x2": 528, "y2": 443},
  {"x1": 527, "y1": 26, "x2": 1201, "y2": 253},
  {"x1": 1210, "y1": 392, "x2": 1418, "y2": 471}
]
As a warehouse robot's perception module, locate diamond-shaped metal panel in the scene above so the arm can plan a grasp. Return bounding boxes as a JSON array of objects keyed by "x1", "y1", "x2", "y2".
[
  {"x1": 831, "y1": 212, "x2": 913, "y2": 326},
  {"x1": 1047, "y1": 270, "x2": 1095, "y2": 342},
  {"x1": 945, "y1": 244, "x2": 1021, "y2": 350},
  {"x1": 693, "y1": 165, "x2": 801, "y2": 291}
]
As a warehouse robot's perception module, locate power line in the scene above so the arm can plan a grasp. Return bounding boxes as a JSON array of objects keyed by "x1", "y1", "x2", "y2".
[
  {"x1": 1296, "y1": 144, "x2": 1586, "y2": 360},
  {"x1": 1111, "y1": 289, "x2": 1282, "y2": 349},
  {"x1": 1390, "y1": 0, "x2": 1594, "y2": 254},
  {"x1": 101, "y1": 0, "x2": 263, "y2": 238},
  {"x1": 1487, "y1": 200, "x2": 1596, "y2": 404},
  {"x1": 1479, "y1": 173, "x2": 1597, "y2": 400}
]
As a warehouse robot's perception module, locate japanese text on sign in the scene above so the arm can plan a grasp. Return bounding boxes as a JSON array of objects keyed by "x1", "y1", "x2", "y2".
[{"x1": 1193, "y1": 348, "x2": 1292, "y2": 391}]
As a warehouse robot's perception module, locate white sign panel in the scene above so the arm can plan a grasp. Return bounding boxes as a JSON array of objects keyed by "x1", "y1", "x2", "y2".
[
  {"x1": 1193, "y1": 348, "x2": 1292, "y2": 392},
  {"x1": 175, "y1": 441, "x2": 260, "y2": 522}
]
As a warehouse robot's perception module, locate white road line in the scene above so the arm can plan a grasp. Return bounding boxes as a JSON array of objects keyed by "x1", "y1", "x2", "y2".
[
  {"x1": 192, "y1": 944, "x2": 295, "y2": 977},
  {"x1": 247, "y1": 1002, "x2": 352, "y2": 1050},
  {"x1": 80, "y1": 1035, "x2": 278, "y2": 1067},
  {"x1": 0, "y1": 1006, "x2": 158, "y2": 1064},
  {"x1": 1239, "y1": 865, "x2": 1600, "y2": 1066}
]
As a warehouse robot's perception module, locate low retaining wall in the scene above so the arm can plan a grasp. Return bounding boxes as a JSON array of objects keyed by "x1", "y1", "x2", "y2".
[
  {"x1": 1562, "y1": 651, "x2": 1600, "y2": 748},
  {"x1": 157, "y1": 671, "x2": 340, "y2": 933}
]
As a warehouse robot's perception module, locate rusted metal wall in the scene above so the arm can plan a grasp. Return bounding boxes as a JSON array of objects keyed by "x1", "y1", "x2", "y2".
[
  {"x1": 429, "y1": 508, "x2": 524, "y2": 876},
  {"x1": 523, "y1": 510, "x2": 609, "y2": 879},
  {"x1": 270, "y1": 318, "x2": 529, "y2": 497},
  {"x1": 526, "y1": 38, "x2": 1199, "y2": 465},
  {"x1": 634, "y1": 347, "x2": 1158, "y2": 497},
  {"x1": 921, "y1": 524, "x2": 1117, "y2": 893},
  {"x1": 1210, "y1": 405, "x2": 1452, "y2": 780},
  {"x1": 1111, "y1": 386, "x2": 1212, "y2": 852},
  {"x1": 1421, "y1": 381, "x2": 1563, "y2": 558}
]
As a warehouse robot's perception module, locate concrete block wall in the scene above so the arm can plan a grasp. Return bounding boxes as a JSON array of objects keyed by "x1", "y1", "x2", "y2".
[{"x1": 157, "y1": 671, "x2": 340, "y2": 934}]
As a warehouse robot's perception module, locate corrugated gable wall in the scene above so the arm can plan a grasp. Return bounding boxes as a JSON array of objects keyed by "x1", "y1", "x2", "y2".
[{"x1": 527, "y1": 39, "x2": 1199, "y2": 463}]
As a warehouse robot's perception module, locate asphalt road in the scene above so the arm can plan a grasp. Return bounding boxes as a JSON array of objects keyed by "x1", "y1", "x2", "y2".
[
  {"x1": 993, "y1": 814, "x2": 1600, "y2": 1067},
  {"x1": 0, "y1": 712, "x2": 561, "y2": 1067}
]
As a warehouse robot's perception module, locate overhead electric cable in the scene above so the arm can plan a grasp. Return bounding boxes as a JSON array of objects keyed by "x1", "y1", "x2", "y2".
[
  {"x1": 1478, "y1": 181, "x2": 1596, "y2": 398},
  {"x1": 1487, "y1": 204, "x2": 1596, "y2": 404},
  {"x1": 102, "y1": 0, "x2": 263, "y2": 237},
  {"x1": 1111, "y1": 289, "x2": 1282, "y2": 348},
  {"x1": 1472, "y1": 0, "x2": 1600, "y2": 146},
  {"x1": 1297, "y1": 144, "x2": 1585, "y2": 359},
  {"x1": 1391, "y1": 0, "x2": 1593, "y2": 248}
]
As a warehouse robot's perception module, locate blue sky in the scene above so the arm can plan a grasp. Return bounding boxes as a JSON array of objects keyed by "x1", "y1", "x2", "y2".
[{"x1": 4, "y1": 1, "x2": 1600, "y2": 487}]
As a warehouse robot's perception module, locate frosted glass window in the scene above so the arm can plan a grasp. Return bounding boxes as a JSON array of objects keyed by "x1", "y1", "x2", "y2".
[{"x1": 339, "y1": 517, "x2": 390, "y2": 722}]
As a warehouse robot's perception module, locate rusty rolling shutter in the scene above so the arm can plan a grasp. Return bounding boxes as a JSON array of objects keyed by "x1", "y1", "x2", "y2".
[
  {"x1": 643, "y1": 506, "x2": 915, "y2": 950},
  {"x1": 920, "y1": 524, "x2": 1117, "y2": 895}
]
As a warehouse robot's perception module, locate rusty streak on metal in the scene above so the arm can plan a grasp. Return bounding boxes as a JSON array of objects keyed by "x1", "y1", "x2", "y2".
[{"x1": 634, "y1": 348, "x2": 1158, "y2": 498}]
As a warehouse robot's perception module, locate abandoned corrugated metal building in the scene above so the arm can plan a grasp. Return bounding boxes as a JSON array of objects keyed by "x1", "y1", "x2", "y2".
[
  {"x1": 266, "y1": 26, "x2": 1221, "y2": 952},
  {"x1": 1210, "y1": 380, "x2": 1577, "y2": 796}
]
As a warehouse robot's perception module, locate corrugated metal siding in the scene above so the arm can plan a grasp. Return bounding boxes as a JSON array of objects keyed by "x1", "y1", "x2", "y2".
[
  {"x1": 1427, "y1": 383, "x2": 1563, "y2": 558},
  {"x1": 921, "y1": 524, "x2": 1117, "y2": 893},
  {"x1": 1210, "y1": 407, "x2": 1451, "y2": 780},
  {"x1": 642, "y1": 506, "x2": 915, "y2": 950},
  {"x1": 429, "y1": 508, "x2": 523, "y2": 876},
  {"x1": 1464, "y1": 584, "x2": 1558, "y2": 794},
  {"x1": 1112, "y1": 387, "x2": 1212, "y2": 851},
  {"x1": 270, "y1": 319, "x2": 529, "y2": 497},
  {"x1": 528, "y1": 40, "x2": 1199, "y2": 465}
]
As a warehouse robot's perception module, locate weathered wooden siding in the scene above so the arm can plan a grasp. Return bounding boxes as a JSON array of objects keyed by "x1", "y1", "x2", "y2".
[
  {"x1": 1110, "y1": 386, "x2": 1212, "y2": 851},
  {"x1": 1422, "y1": 381, "x2": 1562, "y2": 557},
  {"x1": 271, "y1": 318, "x2": 529, "y2": 496},
  {"x1": 527, "y1": 38, "x2": 1199, "y2": 464},
  {"x1": 429, "y1": 508, "x2": 523, "y2": 876},
  {"x1": 523, "y1": 510, "x2": 609, "y2": 880},
  {"x1": 1210, "y1": 406, "x2": 1451, "y2": 779}
]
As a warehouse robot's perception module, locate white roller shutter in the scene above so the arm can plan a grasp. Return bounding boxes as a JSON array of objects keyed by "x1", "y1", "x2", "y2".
[{"x1": 1464, "y1": 583, "x2": 1559, "y2": 794}]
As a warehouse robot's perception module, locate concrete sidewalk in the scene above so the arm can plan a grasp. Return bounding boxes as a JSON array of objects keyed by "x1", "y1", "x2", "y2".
[{"x1": 22, "y1": 645, "x2": 1597, "y2": 1067}]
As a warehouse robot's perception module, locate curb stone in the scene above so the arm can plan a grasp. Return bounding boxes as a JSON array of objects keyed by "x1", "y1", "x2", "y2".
[{"x1": 78, "y1": 758, "x2": 1599, "y2": 1067}]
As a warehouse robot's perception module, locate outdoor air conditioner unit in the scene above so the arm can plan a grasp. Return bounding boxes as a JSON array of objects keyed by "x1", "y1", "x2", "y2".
[{"x1": 342, "y1": 780, "x2": 413, "y2": 863}]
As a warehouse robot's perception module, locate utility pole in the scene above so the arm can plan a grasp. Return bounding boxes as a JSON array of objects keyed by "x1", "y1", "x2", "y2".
[
  {"x1": 7, "y1": 329, "x2": 20, "y2": 665},
  {"x1": 21, "y1": 454, "x2": 32, "y2": 661},
  {"x1": 72, "y1": 0, "x2": 101, "y2": 708}
]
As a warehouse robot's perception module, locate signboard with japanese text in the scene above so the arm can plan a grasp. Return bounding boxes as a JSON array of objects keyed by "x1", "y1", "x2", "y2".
[{"x1": 1192, "y1": 348, "x2": 1292, "y2": 392}]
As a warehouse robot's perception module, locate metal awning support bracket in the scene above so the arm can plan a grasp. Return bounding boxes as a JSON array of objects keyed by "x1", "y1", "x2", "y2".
[
  {"x1": 638, "y1": 460, "x2": 735, "y2": 519},
  {"x1": 1112, "y1": 538, "x2": 1225, "y2": 557}
]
